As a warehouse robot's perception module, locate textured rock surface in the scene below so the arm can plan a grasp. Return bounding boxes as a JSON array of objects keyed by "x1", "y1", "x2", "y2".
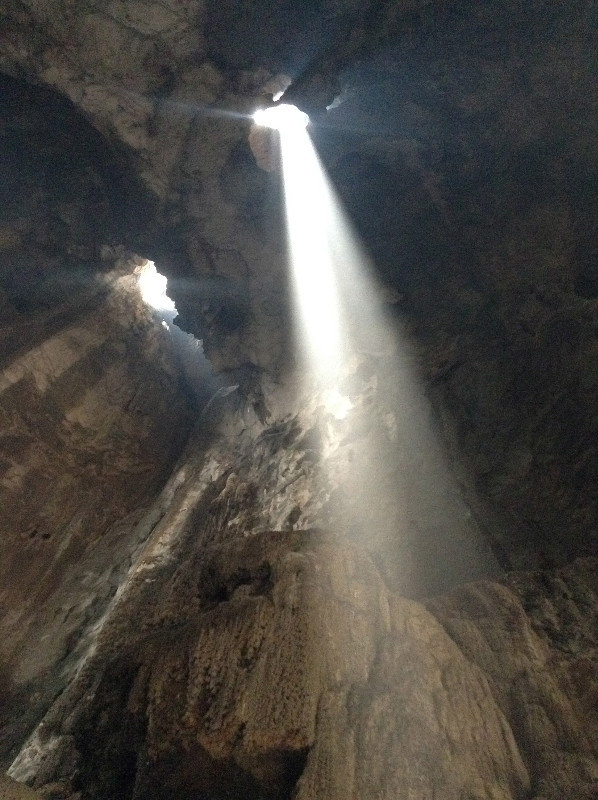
[
  {"x1": 0, "y1": 775, "x2": 41, "y2": 800},
  {"x1": 7, "y1": 478, "x2": 595, "y2": 799},
  {"x1": 5, "y1": 380, "x2": 596, "y2": 799},
  {"x1": 428, "y1": 558, "x2": 598, "y2": 800},
  {"x1": 0, "y1": 78, "x2": 192, "y2": 764},
  {"x1": 0, "y1": 77, "x2": 195, "y2": 770},
  {"x1": 306, "y1": 1, "x2": 598, "y2": 569},
  {"x1": 0, "y1": 251, "x2": 194, "y2": 767},
  {"x1": 2, "y1": 0, "x2": 597, "y2": 566}
]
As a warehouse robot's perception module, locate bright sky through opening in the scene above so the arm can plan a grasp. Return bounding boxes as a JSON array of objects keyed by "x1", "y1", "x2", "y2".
[
  {"x1": 253, "y1": 104, "x2": 309, "y2": 132},
  {"x1": 138, "y1": 261, "x2": 176, "y2": 313}
]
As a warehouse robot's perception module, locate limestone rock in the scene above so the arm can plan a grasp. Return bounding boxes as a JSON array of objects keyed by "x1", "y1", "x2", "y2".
[
  {"x1": 9, "y1": 510, "x2": 595, "y2": 799},
  {"x1": 2, "y1": 0, "x2": 597, "y2": 567},
  {"x1": 0, "y1": 775, "x2": 42, "y2": 800},
  {"x1": 427, "y1": 559, "x2": 598, "y2": 800},
  {"x1": 0, "y1": 256, "x2": 194, "y2": 766},
  {"x1": 0, "y1": 4, "x2": 597, "y2": 799}
]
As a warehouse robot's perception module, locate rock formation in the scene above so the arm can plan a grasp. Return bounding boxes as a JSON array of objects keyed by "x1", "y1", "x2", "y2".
[{"x1": 0, "y1": 1, "x2": 596, "y2": 799}]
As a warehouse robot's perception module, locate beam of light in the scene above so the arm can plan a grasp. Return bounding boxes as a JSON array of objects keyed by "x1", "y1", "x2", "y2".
[
  {"x1": 269, "y1": 103, "x2": 400, "y2": 380},
  {"x1": 254, "y1": 103, "x2": 348, "y2": 376},
  {"x1": 115, "y1": 87, "x2": 252, "y2": 123},
  {"x1": 138, "y1": 261, "x2": 177, "y2": 313},
  {"x1": 267, "y1": 108, "x2": 501, "y2": 596},
  {"x1": 280, "y1": 125, "x2": 346, "y2": 377}
]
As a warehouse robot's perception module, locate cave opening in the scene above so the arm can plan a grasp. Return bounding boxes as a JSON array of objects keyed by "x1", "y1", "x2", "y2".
[
  {"x1": 0, "y1": 72, "x2": 220, "y2": 416},
  {"x1": 137, "y1": 261, "x2": 177, "y2": 315},
  {"x1": 0, "y1": 70, "x2": 215, "y2": 780}
]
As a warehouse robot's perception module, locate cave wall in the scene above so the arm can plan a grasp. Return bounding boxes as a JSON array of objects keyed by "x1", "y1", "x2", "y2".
[
  {"x1": 312, "y1": 0, "x2": 598, "y2": 569},
  {"x1": 0, "y1": 252, "x2": 194, "y2": 768},
  {"x1": 3, "y1": 364, "x2": 596, "y2": 800},
  {"x1": 7, "y1": 446, "x2": 597, "y2": 799},
  {"x1": 0, "y1": 78, "x2": 195, "y2": 765}
]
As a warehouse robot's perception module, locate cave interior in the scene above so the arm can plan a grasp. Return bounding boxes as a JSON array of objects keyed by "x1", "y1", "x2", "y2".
[{"x1": 0, "y1": 2, "x2": 597, "y2": 799}]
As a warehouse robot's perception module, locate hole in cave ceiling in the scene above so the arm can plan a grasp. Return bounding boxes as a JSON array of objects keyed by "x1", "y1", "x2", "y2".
[
  {"x1": 0, "y1": 72, "x2": 224, "y2": 413},
  {"x1": 137, "y1": 261, "x2": 177, "y2": 315},
  {"x1": 134, "y1": 258, "x2": 229, "y2": 413}
]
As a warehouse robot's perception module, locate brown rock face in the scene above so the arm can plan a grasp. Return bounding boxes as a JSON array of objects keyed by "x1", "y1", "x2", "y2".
[
  {"x1": 0, "y1": 50, "x2": 196, "y2": 769},
  {"x1": 0, "y1": 74, "x2": 194, "y2": 768},
  {"x1": 0, "y1": 774, "x2": 41, "y2": 800},
  {"x1": 428, "y1": 559, "x2": 598, "y2": 800},
  {"x1": 4, "y1": 385, "x2": 595, "y2": 800},
  {"x1": 0, "y1": 257, "x2": 194, "y2": 767},
  {"x1": 8, "y1": 504, "x2": 596, "y2": 799},
  {"x1": 2, "y1": 0, "x2": 596, "y2": 567}
]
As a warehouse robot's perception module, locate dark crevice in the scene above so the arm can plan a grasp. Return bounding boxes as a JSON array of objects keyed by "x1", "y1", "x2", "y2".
[
  {"x1": 201, "y1": 561, "x2": 274, "y2": 607},
  {"x1": 133, "y1": 743, "x2": 309, "y2": 800},
  {"x1": 71, "y1": 663, "x2": 144, "y2": 800},
  {"x1": 0, "y1": 72, "x2": 156, "y2": 257}
]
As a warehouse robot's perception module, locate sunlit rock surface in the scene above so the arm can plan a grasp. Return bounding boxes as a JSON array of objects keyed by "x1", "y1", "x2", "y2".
[
  {"x1": 7, "y1": 480, "x2": 596, "y2": 798},
  {"x1": 0, "y1": 253, "x2": 194, "y2": 768},
  {"x1": 5, "y1": 391, "x2": 597, "y2": 799}
]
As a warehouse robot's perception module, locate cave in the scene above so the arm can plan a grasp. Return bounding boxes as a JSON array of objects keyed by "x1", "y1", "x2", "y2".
[{"x1": 0, "y1": 3, "x2": 596, "y2": 800}]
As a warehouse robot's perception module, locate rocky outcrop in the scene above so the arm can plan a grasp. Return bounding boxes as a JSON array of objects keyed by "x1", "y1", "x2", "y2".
[
  {"x1": 0, "y1": 253, "x2": 194, "y2": 767},
  {"x1": 5, "y1": 382, "x2": 596, "y2": 800},
  {"x1": 8, "y1": 500, "x2": 596, "y2": 799},
  {"x1": 428, "y1": 558, "x2": 598, "y2": 800},
  {"x1": 0, "y1": 75, "x2": 196, "y2": 768}
]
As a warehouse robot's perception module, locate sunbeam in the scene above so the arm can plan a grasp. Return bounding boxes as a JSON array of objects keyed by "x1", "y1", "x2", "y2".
[
  {"x1": 280, "y1": 125, "x2": 346, "y2": 377},
  {"x1": 254, "y1": 104, "x2": 389, "y2": 379},
  {"x1": 252, "y1": 103, "x2": 499, "y2": 593}
]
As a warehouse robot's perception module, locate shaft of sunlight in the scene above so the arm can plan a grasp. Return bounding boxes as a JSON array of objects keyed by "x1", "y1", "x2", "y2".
[
  {"x1": 256, "y1": 106, "x2": 500, "y2": 593},
  {"x1": 279, "y1": 126, "x2": 346, "y2": 377}
]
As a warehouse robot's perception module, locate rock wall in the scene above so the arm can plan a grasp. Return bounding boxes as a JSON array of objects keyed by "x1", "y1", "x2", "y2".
[
  {"x1": 0, "y1": 774, "x2": 41, "y2": 800},
  {"x1": 0, "y1": 254, "x2": 194, "y2": 767},
  {"x1": 0, "y1": 77, "x2": 196, "y2": 768},
  {"x1": 313, "y1": 0, "x2": 598, "y2": 570},
  {"x1": 7, "y1": 454, "x2": 596, "y2": 799},
  {"x1": 2, "y1": 0, "x2": 596, "y2": 566},
  {"x1": 428, "y1": 558, "x2": 598, "y2": 800},
  {"x1": 5, "y1": 381, "x2": 597, "y2": 800}
]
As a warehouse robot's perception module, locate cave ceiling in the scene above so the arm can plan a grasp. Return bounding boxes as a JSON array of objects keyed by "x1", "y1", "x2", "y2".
[{"x1": 1, "y1": 0, "x2": 596, "y2": 565}]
